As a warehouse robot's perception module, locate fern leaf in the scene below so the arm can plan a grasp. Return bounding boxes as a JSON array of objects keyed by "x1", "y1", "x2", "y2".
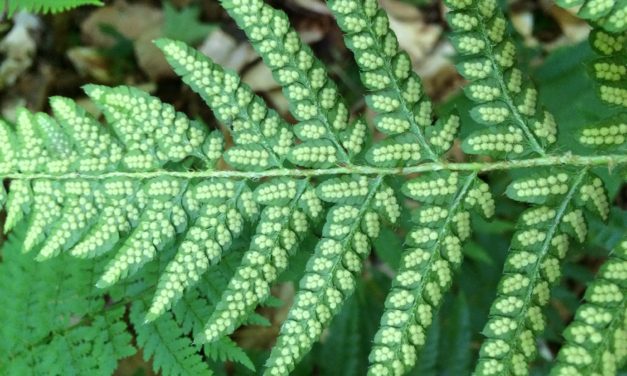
[
  {"x1": 0, "y1": 229, "x2": 135, "y2": 375},
  {"x1": 156, "y1": 38, "x2": 293, "y2": 169},
  {"x1": 549, "y1": 237, "x2": 627, "y2": 376},
  {"x1": 85, "y1": 86, "x2": 220, "y2": 167},
  {"x1": 1, "y1": 0, "x2": 626, "y2": 375},
  {"x1": 326, "y1": 0, "x2": 459, "y2": 162},
  {"x1": 473, "y1": 169, "x2": 610, "y2": 375},
  {"x1": 6, "y1": 0, "x2": 102, "y2": 16},
  {"x1": 206, "y1": 338, "x2": 256, "y2": 372},
  {"x1": 369, "y1": 172, "x2": 493, "y2": 375},
  {"x1": 131, "y1": 301, "x2": 213, "y2": 376},
  {"x1": 218, "y1": 0, "x2": 364, "y2": 164},
  {"x1": 146, "y1": 180, "x2": 257, "y2": 321},
  {"x1": 444, "y1": 0, "x2": 556, "y2": 155},
  {"x1": 319, "y1": 280, "x2": 384, "y2": 376},
  {"x1": 571, "y1": 28, "x2": 626, "y2": 150},
  {"x1": 265, "y1": 176, "x2": 401, "y2": 375},
  {"x1": 555, "y1": 0, "x2": 627, "y2": 33},
  {"x1": 197, "y1": 179, "x2": 320, "y2": 343}
]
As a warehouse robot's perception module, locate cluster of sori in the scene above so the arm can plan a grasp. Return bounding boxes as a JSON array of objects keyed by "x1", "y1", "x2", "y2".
[
  {"x1": 158, "y1": 1, "x2": 500, "y2": 374},
  {"x1": 444, "y1": 0, "x2": 559, "y2": 157},
  {"x1": 545, "y1": 0, "x2": 626, "y2": 374},
  {"x1": 435, "y1": 0, "x2": 624, "y2": 373},
  {"x1": 473, "y1": 170, "x2": 609, "y2": 375},
  {"x1": 551, "y1": 238, "x2": 627, "y2": 376},
  {"x1": 577, "y1": 29, "x2": 627, "y2": 149},
  {"x1": 555, "y1": 0, "x2": 626, "y2": 150},
  {"x1": 327, "y1": 0, "x2": 460, "y2": 163},
  {"x1": 555, "y1": 0, "x2": 626, "y2": 34},
  {"x1": 367, "y1": 171, "x2": 494, "y2": 375},
  {"x1": 0, "y1": 0, "x2": 625, "y2": 375}
]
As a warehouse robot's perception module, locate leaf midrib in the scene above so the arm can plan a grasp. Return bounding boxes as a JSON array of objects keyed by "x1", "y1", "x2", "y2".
[{"x1": 1, "y1": 154, "x2": 624, "y2": 181}]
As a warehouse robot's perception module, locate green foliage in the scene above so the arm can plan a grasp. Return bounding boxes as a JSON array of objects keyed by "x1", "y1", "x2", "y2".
[
  {"x1": 549, "y1": 237, "x2": 627, "y2": 376},
  {"x1": 552, "y1": 0, "x2": 627, "y2": 151},
  {"x1": 131, "y1": 301, "x2": 214, "y2": 376},
  {"x1": 0, "y1": 0, "x2": 626, "y2": 375},
  {"x1": 0, "y1": 228, "x2": 135, "y2": 375},
  {"x1": 163, "y1": 2, "x2": 217, "y2": 45},
  {"x1": 369, "y1": 171, "x2": 493, "y2": 375},
  {"x1": 555, "y1": 0, "x2": 626, "y2": 33},
  {"x1": 445, "y1": 0, "x2": 557, "y2": 157},
  {"x1": 5, "y1": 0, "x2": 102, "y2": 16},
  {"x1": 328, "y1": 0, "x2": 458, "y2": 162}
]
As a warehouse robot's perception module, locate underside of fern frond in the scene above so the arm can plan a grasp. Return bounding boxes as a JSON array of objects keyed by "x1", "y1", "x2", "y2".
[
  {"x1": 1, "y1": 0, "x2": 626, "y2": 375},
  {"x1": 550, "y1": 237, "x2": 627, "y2": 376}
]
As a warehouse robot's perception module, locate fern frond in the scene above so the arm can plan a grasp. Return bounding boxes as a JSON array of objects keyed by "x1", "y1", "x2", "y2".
[
  {"x1": 156, "y1": 39, "x2": 294, "y2": 170},
  {"x1": 265, "y1": 175, "x2": 400, "y2": 375},
  {"x1": 218, "y1": 0, "x2": 364, "y2": 164},
  {"x1": 319, "y1": 280, "x2": 382, "y2": 376},
  {"x1": 588, "y1": 30, "x2": 627, "y2": 109},
  {"x1": 555, "y1": 0, "x2": 627, "y2": 33},
  {"x1": 472, "y1": 168, "x2": 611, "y2": 375},
  {"x1": 198, "y1": 179, "x2": 320, "y2": 343},
  {"x1": 206, "y1": 337, "x2": 257, "y2": 372},
  {"x1": 1, "y1": 0, "x2": 627, "y2": 374},
  {"x1": 369, "y1": 172, "x2": 494, "y2": 375},
  {"x1": 549, "y1": 237, "x2": 627, "y2": 376},
  {"x1": 131, "y1": 301, "x2": 213, "y2": 376},
  {"x1": 327, "y1": 0, "x2": 459, "y2": 163},
  {"x1": 0, "y1": 230, "x2": 135, "y2": 375},
  {"x1": 6, "y1": 0, "x2": 102, "y2": 16},
  {"x1": 564, "y1": 23, "x2": 627, "y2": 149},
  {"x1": 146, "y1": 179, "x2": 256, "y2": 321},
  {"x1": 444, "y1": 0, "x2": 557, "y2": 156},
  {"x1": 440, "y1": 1, "x2": 625, "y2": 374}
]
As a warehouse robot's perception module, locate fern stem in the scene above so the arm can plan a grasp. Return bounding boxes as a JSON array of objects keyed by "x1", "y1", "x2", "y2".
[{"x1": 2, "y1": 154, "x2": 624, "y2": 181}]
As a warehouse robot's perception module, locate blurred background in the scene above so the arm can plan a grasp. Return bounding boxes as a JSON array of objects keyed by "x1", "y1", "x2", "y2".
[{"x1": 0, "y1": 0, "x2": 624, "y2": 375}]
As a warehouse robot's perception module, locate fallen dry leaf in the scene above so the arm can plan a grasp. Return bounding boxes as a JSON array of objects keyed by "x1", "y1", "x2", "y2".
[
  {"x1": 66, "y1": 46, "x2": 113, "y2": 82},
  {"x1": 80, "y1": 1, "x2": 172, "y2": 79},
  {"x1": 380, "y1": 0, "x2": 458, "y2": 100},
  {"x1": 242, "y1": 62, "x2": 277, "y2": 92},
  {"x1": 0, "y1": 12, "x2": 41, "y2": 89},
  {"x1": 511, "y1": 11, "x2": 536, "y2": 47},
  {"x1": 265, "y1": 89, "x2": 290, "y2": 115},
  {"x1": 288, "y1": 0, "x2": 331, "y2": 15},
  {"x1": 199, "y1": 29, "x2": 258, "y2": 72},
  {"x1": 81, "y1": 1, "x2": 162, "y2": 47},
  {"x1": 381, "y1": 0, "x2": 442, "y2": 64},
  {"x1": 545, "y1": 3, "x2": 589, "y2": 48},
  {"x1": 135, "y1": 25, "x2": 172, "y2": 80}
]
